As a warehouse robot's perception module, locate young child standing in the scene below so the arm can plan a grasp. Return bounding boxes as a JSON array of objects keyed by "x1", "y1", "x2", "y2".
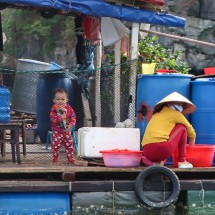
[{"x1": 50, "y1": 88, "x2": 76, "y2": 164}]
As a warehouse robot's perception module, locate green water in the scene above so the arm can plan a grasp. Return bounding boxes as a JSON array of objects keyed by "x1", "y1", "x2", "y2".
[{"x1": 71, "y1": 191, "x2": 215, "y2": 215}]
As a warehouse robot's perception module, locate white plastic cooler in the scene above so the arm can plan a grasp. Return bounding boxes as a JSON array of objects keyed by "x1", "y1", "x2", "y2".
[{"x1": 78, "y1": 127, "x2": 140, "y2": 158}]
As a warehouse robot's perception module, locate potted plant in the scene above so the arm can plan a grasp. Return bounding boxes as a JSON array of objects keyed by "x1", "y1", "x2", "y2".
[{"x1": 138, "y1": 36, "x2": 190, "y2": 74}]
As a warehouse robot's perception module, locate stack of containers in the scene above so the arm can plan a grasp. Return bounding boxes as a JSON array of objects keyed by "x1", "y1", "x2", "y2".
[
  {"x1": 191, "y1": 78, "x2": 215, "y2": 144},
  {"x1": 191, "y1": 77, "x2": 215, "y2": 165},
  {"x1": 0, "y1": 85, "x2": 10, "y2": 122}
]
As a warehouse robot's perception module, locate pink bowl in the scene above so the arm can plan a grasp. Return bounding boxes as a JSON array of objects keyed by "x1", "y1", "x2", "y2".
[{"x1": 99, "y1": 149, "x2": 143, "y2": 167}]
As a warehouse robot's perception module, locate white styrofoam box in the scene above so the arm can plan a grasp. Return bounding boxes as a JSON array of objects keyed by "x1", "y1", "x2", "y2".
[{"x1": 78, "y1": 127, "x2": 140, "y2": 158}]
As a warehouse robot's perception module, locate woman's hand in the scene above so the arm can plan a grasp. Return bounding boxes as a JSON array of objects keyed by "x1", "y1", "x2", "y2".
[{"x1": 188, "y1": 138, "x2": 195, "y2": 146}]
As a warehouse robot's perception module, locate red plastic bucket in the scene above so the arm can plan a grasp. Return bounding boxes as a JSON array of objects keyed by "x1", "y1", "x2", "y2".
[
  {"x1": 204, "y1": 67, "x2": 215, "y2": 75},
  {"x1": 172, "y1": 144, "x2": 215, "y2": 167}
]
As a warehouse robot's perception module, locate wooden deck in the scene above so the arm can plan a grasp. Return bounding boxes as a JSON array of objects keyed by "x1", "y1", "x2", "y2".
[
  {"x1": 1, "y1": 143, "x2": 215, "y2": 194},
  {"x1": 0, "y1": 165, "x2": 215, "y2": 193}
]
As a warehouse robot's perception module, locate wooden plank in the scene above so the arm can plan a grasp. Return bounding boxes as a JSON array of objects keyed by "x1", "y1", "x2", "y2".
[
  {"x1": 0, "y1": 166, "x2": 145, "y2": 174},
  {"x1": 114, "y1": 40, "x2": 121, "y2": 123},
  {"x1": 140, "y1": 29, "x2": 215, "y2": 47},
  {"x1": 95, "y1": 45, "x2": 102, "y2": 126},
  {"x1": 62, "y1": 172, "x2": 76, "y2": 182},
  {"x1": 81, "y1": 93, "x2": 93, "y2": 127},
  {"x1": 180, "y1": 180, "x2": 215, "y2": 191},
  {"x1": 104, "y1": 0, "x2": 165, "y2": 11},
  {"x1": 71, "y1": 180, "x2": 135, "y2": 192},
  {"x1": 1, "y1": 179, "x2": 215, "y2": 192},
  {"x1": 128, "y1": 22, "x2": 139, "y2": 121},
  {"x1": 0, "y1": 180, "x2": 134, "y2": 192},
  {"x1": 0, "y1": 166, "x2": 215, "y2": 174}
]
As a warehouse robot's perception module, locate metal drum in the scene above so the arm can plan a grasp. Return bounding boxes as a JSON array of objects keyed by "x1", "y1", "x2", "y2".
[{"x1": 12, "y1": 59, "x2": 51, "y2": 114}]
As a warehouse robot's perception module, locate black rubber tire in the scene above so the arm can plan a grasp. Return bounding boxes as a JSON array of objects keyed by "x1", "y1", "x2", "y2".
[{"x1": 135, "y1": 165, "x2": 180, "y2": 209}]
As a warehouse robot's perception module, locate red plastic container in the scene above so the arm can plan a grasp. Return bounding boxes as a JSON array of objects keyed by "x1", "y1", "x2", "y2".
[
  {"x1": 99, "y1": 149, "x2": 143, "y2": 167},
  {"x1": 172, "y1": 144, "x2": 215, "y2": 167},
  {"x1": 139, "y1": 0, "x2": 165, "y2": 6},
  {"x1": 204, "y1": 67, "x2": 215, "y2": 75},
  {"x1": 156, "y1": 69, "x2": 176, "y2": 73}
]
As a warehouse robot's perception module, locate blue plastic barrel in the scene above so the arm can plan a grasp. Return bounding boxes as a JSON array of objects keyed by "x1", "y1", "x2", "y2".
[
  {"x1": 0, "y1": 192, "x2": 70, "y2": 214},
  {"x1": 136, "y1": 74, "x2": 193, "y2": 140},
  {"x1": 191, "y1": 78, "x2": 215, "y2": 144},
  {"x1": 0, "y1": 85, "x2": 10, "y2": 122},
  {"x1": 36, "y1": 73, "x2": 74, "y2": 143}
]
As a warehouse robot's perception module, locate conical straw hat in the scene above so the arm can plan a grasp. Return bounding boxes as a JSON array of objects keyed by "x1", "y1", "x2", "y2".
[{"x1": 154, "y1": 92, "x2": 196, "y2": 114}]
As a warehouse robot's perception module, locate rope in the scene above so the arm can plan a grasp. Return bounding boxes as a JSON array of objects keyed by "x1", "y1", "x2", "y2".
[
  {"x1": 162, "y1": 178, "x2": 166, "y2": 201},
  {"x1": 69, "y1": 181, "x2": 72, "y2": 192},
  {"x1": 111, "y1": 180, "x2": 116, "y2": 214},
  {"x1": 199, "y1": 180, "x2": 205, "y2": 207},
  {"x1": 0, "y1": 59, "x2": 138, "y2": 74},
  {"x1": 52, "y1": 0, "x2": 57, "y2": 6},
  {"x1": 197, "y1": 180, "x2": 215, "y2": 209}
]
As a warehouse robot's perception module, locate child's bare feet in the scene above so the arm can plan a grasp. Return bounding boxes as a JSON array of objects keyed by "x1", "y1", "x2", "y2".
[{"x1": 68, "y1": 158, "x2": 75, "y2": 164}]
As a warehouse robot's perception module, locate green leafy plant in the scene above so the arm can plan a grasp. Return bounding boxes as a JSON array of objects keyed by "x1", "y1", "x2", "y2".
[{"x1": 138, "y1": 36, "x2": 190, "y2": 74}]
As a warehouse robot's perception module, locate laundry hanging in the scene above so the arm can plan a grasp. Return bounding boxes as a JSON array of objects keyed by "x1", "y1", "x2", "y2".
[
  {"x1": 101, "y1": 17, "x2": 129, "y2": 47},
  {"x1": 82, "y1": 16, "x2": 101, "y2": 45},
  {"x1": 75, "y1": 15, "x2": 86, "y2": 67},
  {"x1": 138, "y1": 0, "x2": 165, "y2": 6},
  {"x1": 121, "y1": 36, "x2": 129, "y2": 57}
]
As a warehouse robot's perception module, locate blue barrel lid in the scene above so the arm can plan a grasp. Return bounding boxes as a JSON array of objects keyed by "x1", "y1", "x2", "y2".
[
  {"x1": 138, "y1": 73, "x2": 193, "y2": 79},
  {"x1": 0, "y1": 85, "x2": 10, "y2": 92},
  {"x1": 191, "y1": 77, "x2": 215, "y2": 84}
]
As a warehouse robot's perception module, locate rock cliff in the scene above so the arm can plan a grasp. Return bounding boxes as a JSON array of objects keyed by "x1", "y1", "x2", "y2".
[{"x1": 0, "y1": 0, "x2": 214, "y2": 74}]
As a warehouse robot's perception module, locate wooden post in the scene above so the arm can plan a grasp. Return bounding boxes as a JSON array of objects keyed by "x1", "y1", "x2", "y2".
[
  {"x1": 95, "y1": 45, "x2": 102, "y2": 127},
  {"x1": 140, "y1": 29, "x2": 215, "y2": 47},
  {"x1": 81, "y1": 93, "x2": 92, "y2": 127},
  {"x1": 113, "y1": 40, "x2": 121, "y2": 123},
  {"x1": 128, "y1": 23, "x2": 139, "y2": 121}
]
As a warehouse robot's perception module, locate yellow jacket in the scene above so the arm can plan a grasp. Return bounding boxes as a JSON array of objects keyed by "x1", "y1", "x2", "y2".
[{"x1": 142, "y1": 106, "x2": 196, "y2": 146}]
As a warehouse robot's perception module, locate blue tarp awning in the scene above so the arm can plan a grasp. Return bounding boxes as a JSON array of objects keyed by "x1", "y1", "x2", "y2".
[{"x1": 0, "y1": 0, "x2": 186, "y2": 28}]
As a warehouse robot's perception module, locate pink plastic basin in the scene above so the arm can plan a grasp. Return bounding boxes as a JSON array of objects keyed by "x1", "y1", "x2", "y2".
[{"x1": 99, "y1": 149, "x2": 143, "y2": 167}]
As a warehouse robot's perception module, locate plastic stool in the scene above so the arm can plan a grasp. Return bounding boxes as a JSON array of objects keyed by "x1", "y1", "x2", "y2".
[{"x1": 46, "y1": 127, "x2": 78, "y2": 152}]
